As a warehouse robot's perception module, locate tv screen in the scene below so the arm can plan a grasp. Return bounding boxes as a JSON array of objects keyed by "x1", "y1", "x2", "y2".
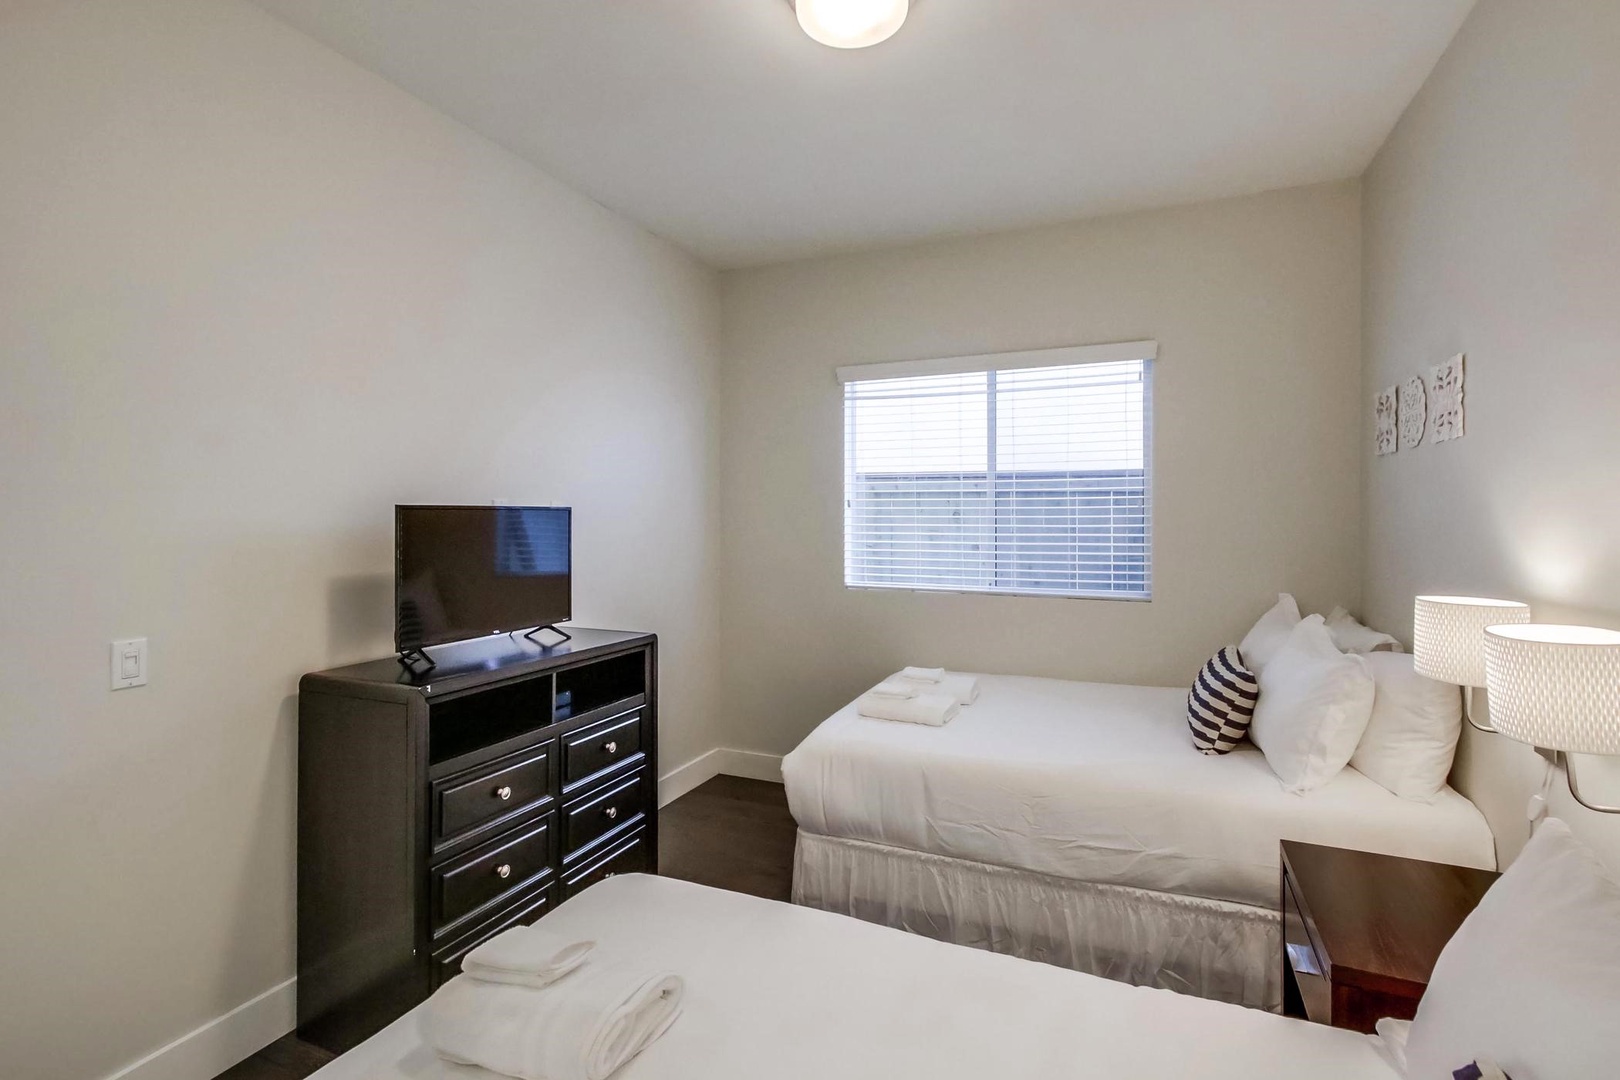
[{"x1": 395, "y1": 505, "x2": 572, "y2": 651}]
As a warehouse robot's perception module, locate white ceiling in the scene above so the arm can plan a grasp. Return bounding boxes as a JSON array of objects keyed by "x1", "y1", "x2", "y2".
[{"x1": 251, "y1": 0, "x2": 1475, "y2": 268}]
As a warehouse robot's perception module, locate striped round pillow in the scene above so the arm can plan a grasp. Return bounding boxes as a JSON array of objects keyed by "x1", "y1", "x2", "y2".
[{"x1": 1188, "y1": 646, "x2": 1260, "y2": 755}]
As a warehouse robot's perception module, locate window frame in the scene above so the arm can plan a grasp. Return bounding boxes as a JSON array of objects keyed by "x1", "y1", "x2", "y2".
[{"x1": 839, "y1": 341, "x2": 1155, "y2": 603}]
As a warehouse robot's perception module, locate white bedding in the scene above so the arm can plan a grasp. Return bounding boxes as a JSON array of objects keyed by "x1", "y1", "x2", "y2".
[
  {"x1": 783, "y1": 674, "x2": 1496, "y2": 908},
  {"x1": 311, "y1": 874, "x2": 1397, "y2": 1080}
]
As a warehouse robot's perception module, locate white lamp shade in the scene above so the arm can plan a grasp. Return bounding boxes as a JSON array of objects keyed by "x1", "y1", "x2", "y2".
[
  {"x1": 1413, "y1": 595, "x2": 1531, "y2": 687},
  {"x1": 794, "y1": 0, "x2": 909, "y2": 48},
  {"x1": 1485, "y1": 624, "x2": 1620, "y2": 755}
]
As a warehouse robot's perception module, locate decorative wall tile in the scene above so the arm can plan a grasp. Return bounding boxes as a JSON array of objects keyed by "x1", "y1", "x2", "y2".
[
  {"x1": 1375, "y1": 385, "x2": 1399, "y2": 456},
  {"x1": 1429, "y1": 353, "x2": 1465, "y2": 442},
  {"x1": 1399, "y1": 375, "x2": 1427, "y2": 450}
]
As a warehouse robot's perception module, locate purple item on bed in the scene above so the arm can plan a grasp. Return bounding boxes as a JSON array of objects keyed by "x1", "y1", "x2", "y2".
[{"x1": 1454, "y1": 1063, "x2": 1512, "y2": 1080}]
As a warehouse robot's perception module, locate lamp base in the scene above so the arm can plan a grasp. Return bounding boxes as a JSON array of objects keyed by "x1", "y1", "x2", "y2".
[
  {"x1": 1461, "y1": 686, "x2": 1498, "y2": 734},
  {"x1": 1564, "y1": 751, "x2": 1620, "y2": 815}
]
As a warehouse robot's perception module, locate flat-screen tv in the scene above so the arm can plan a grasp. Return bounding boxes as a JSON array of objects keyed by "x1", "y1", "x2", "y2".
[{"x1": 395, "y1": 505, "x2": 572, "y2": 652}]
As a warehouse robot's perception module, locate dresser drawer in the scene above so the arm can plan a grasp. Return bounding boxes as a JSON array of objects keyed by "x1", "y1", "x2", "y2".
[
  {"x1": 562, "y1": 770, "x2": 647, "y2": 863},
  {"x1": 562, "y1": 710, "x2": 644, "y2": 791},
  {"x1": 431, "y1": 881, "x2": 556, "y2": 988},
  {"x1": 434, "y1": 743, "x2": 556, "y2": 848},
  {"x1": 562, "y1": 827, "x2": 651, "y2": 900},
  {"x1": 433, "y1": 814, "x2": 556, "y2": 936}
]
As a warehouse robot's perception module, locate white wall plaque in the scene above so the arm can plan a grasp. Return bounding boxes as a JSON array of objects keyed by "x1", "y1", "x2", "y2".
[
  {"x1": 1375, "y1": 385, "x2": 1399, "y2": 456},
  {"x1": 1429, "y1": 353, "x2": 1466, "y2": 442},
  {"x1": 1399, "y1": 375, "x2": 1427, "y2": 450}
]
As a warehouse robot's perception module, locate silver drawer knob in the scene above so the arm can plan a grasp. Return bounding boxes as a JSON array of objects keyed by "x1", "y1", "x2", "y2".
[
  {"x1": 495, "y1": 863, "x2": 512, "y2": 879},
  {"x1": 603, "y1": 806, "x2": 618, "y2": 820},
  {"x1": 495, "y1": 785, "x2": 513, "y2": 801},
  {"x1": 604, "y1": 741, "x2": 618, "y2": 754}
]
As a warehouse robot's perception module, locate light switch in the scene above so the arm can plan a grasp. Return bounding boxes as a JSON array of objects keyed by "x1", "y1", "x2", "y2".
[{"x1": 111, "y1": 638, "x2": 148, "y2": 690}]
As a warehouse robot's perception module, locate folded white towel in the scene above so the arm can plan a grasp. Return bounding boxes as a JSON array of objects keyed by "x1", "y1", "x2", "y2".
[
  {"x1": 426, "y1": 961, "x2": 683, "y2": 1080},
  {"x1": 866, "y1": 679, "x2": 917, "y2": 700},
  {"x1": 463, "y1": 925, "x2": 595, "y2": 989},
  {"x1": 895, "y1": 671, "x2": 979, "y2": 705},
  {"x1": 856, "y1": 691, "x2": 960, "y2": 727},
  {"x1": 899, "y1": 666, "x2": 945, "y2": 683}
]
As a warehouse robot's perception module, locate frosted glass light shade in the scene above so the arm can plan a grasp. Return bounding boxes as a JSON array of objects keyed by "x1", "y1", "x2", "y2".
[
  {"x1": 794, "y1": 0, "x2": 909, "y2": 48},
  {"x1": 1413, "y1": 595, "x2": 1531, "y2": 687},
  {"x1": 1485, "y1": 625, "x2": 1620, "y2": 755}
]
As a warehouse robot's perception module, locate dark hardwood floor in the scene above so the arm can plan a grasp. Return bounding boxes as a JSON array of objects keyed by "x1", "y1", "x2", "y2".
[
  {"x1": 217, "y1": 775, "x2": 795, "y2": 1080},
  {"x1": 213, "y1": 1035, "x2": 334, "y2": 1080},
  {"x1": 657, "y1": 774, "x2": 797, "y2": 901}
]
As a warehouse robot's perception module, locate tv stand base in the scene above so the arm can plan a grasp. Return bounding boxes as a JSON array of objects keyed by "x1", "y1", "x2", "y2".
[{"x1": 523, "y1": 624, "x2": 573, "y2": 648}]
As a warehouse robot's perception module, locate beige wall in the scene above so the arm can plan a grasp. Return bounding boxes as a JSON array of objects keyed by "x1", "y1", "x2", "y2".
[
  {"x1": 1362, "y1": 0, "x2": 1620, "y2": 868},
  {"x1": 12, "y1": 0, "x2": 1618, "y2": 1074},
  {"x1": 0, "y1": 2, "x2": 722, "y2": 1078},
  {"x1": 719, "y1": 181, "x2": 1364, "y2": 757}
]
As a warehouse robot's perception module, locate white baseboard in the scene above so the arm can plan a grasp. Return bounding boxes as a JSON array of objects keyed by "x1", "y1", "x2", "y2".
[
  {"x1": 659, "y1": 747, "x2": 783, "y2": 806},
  {"x1": 711, "y1": 748, "x2": 785, "y2": 783},
  {"x1": 102, "y1": 977, "x2": 296, "y2": 1080}
]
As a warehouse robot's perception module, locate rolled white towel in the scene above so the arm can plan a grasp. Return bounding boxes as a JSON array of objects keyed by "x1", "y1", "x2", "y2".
[
  {"x1": 865, "y1": 679, "x2": 917, "y2": 700},
  {"x1": 856, "y1": 691, "x2": 959, "y2": 727},
  {"x1": 894, "y1": 671, "x2": 979, "y2": 705},
  {"x1": 463, "y1": 925, "x2": 594, "y2": 989},
  {"x1": 899, "y1": 666, "x2": 945, "y2": 683},
  {"x1": 426, "y1": 961, "x2": 683, "y2": 1080}
]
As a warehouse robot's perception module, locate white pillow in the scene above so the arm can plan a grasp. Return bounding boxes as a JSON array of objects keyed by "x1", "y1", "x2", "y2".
[
  {"x1": 1325, "y1": 606, "x2": 1403, "y2": 654},
  {"x1": 1248, "y1": 615, "x2": 1375, "y2": 793},
  {"x1": 1405, "y1": 817, "x2": 1620, "y2": 1080},
  {"x1": 1350, "y1": 652, "x2": 1463, "y2": 801},
  {"x1": 1238, "y1": 593, "x2": 1301, "y2": 676}
]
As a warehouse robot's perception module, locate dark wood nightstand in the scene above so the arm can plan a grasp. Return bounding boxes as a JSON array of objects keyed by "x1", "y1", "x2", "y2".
[{"x1": 1280, "y1": 840, "x2": 1499, "y2": 1033}]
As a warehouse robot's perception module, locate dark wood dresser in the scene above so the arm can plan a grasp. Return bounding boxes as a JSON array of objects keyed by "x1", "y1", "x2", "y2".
[
  {"x1": 1280, "y1": 840, "x2": 1498, "y2": 1033},
  {"x1": 296, "y1": 628, "x2": 657, "y2": 1053}
]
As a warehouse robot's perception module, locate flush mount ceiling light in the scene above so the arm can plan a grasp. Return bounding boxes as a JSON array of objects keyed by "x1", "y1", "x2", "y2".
[{"x1": 792, "y1": 0, "x2": 909, "y2": 49}]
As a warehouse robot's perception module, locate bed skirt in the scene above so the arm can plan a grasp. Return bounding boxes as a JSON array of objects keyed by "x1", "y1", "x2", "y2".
[{"x1": 792, "y1": 830, "x2": 1283, "y2": 1012}]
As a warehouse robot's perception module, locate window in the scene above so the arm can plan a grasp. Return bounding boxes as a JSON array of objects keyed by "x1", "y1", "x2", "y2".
[
  {"x1": 495, "y1": 507, "x2": 571, "y2": 576},
  {"x1": 841, "y1": 342, "x2": 1153, "y2": 600}
]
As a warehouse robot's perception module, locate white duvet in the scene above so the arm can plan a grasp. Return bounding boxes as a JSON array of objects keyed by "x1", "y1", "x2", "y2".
[
  {"x1": 312, "y1": 874, "x2": 1397, "y2": 1080},
  {"x1": 783, "y1": 674, "x2": 1496, "y2": 908}
]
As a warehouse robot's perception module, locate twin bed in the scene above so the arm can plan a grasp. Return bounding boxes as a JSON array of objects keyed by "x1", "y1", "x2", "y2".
[
  {"x1": 783, "y1": 673, "x2": 1496, "y2": 1009},
  {"x1": 311, "y1": 873, "x2": 1401, "y2": 1080}
]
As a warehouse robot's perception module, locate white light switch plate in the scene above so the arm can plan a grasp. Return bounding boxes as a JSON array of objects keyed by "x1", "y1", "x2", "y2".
[{"x1": 111, "y1": 638, "x2": 148, "y2": 690}]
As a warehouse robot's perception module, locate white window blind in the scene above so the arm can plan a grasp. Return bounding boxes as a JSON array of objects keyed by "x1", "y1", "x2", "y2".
[{"x1": 842, "y1": 345, "x2": 1153, "y2": 600}]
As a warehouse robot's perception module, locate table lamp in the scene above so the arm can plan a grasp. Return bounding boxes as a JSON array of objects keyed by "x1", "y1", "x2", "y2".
[
  {"x1": 1413, "y1": 596, "x2": 1532, "y2": 731},
  {"x1": 1485, "y1": 623, "x2": 1620, "y2": 814}
]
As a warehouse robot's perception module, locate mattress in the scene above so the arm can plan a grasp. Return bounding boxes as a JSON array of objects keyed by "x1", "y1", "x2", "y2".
[
  {"x1": 783, "y1": 674, "x2": 1496, "y2": 908},
  {"x1": 311, "y1": 874, "x2": 1397, "y2": 1080}
]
